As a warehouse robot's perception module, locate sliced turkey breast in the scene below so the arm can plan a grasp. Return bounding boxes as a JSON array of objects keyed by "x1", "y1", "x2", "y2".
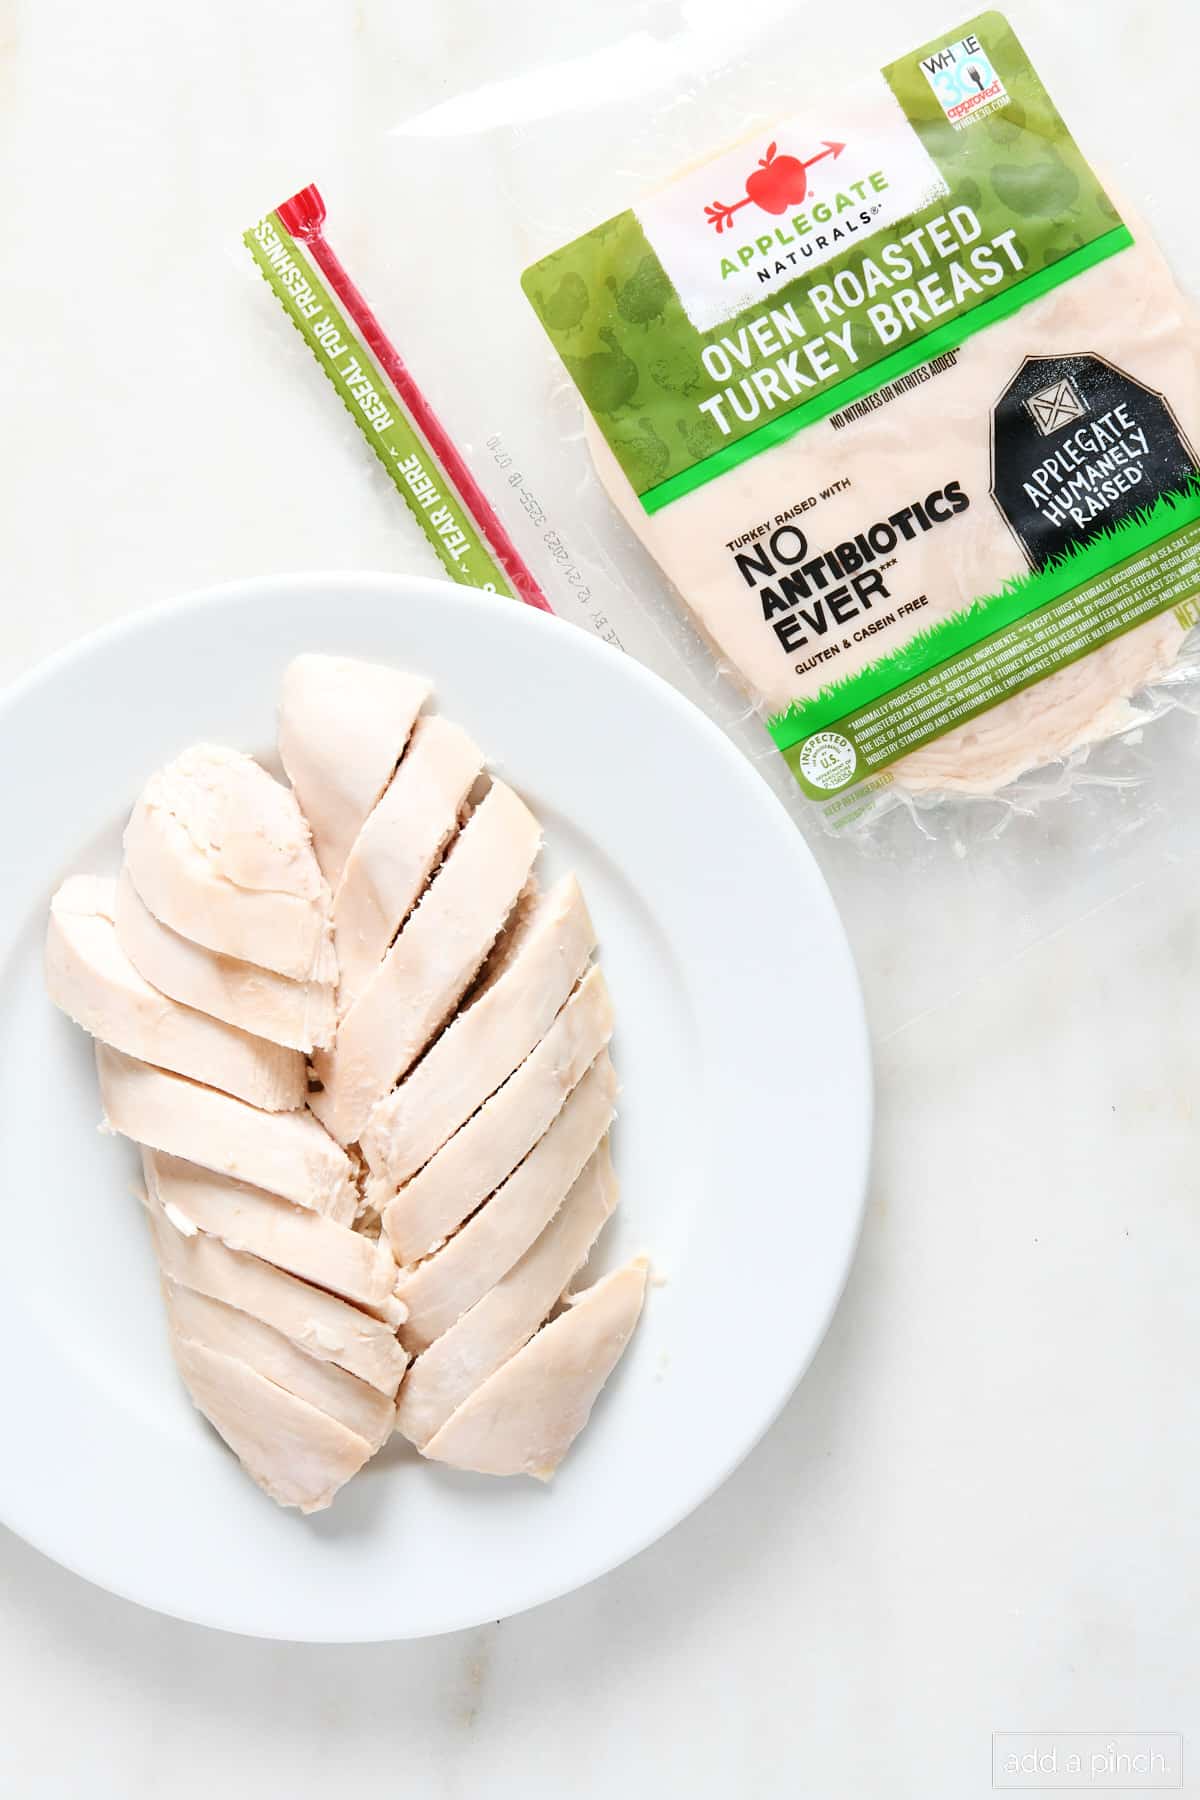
[
  {"x1": 147, "y1": 1193, "x2": 407, "y2": 1394},
  {"x1": 311, "y1": 780, "x2": 542, "y2": 1146},
  {"x1": 46, "y1": 876, "x2": 305, "y2": 1112},
  {"x1": 422, "y1": 1259, "x2": 647, "y2": 1479},
  {"x1": 124, "y1": 745, "x2": 335, "y2": 981},
  {"x1": 332, "y1": 715, "x2": 484, "y2": 1014},
  {"x1": 98, "y1": 1044, "x2": 357, "y2": 1224},
  {"x1": 362, "y1": 875, "x2": 595, "y2": 1197},
  {"x1": 168, "y1": 1330, "x2": 376, "y2": 1512},
  {"x1": 164, "y1": 1284, "x2": 396, "y2": 1450},
  {"x1": 395, "y1": 1139, "x2": 617, "y2": 1449},
  {"x1": 395, "y1": 1051, "x2": 618, "y2": 1354},
  {"x1": 115, "y1": 868, "x2": 336, "y2": 1053},
  {"x1": 145, "y1": 1151, "x2": 398, "y2": 1316},
  {"x1": 50, "y1": 655, "x2": 646, "y2": 1507},
  {"x1": 278, "y1": 654, "x2": 430, "y2": 885},
  {"x1": 383, "y1": 965, "x2": 613, "y2": 1264}
]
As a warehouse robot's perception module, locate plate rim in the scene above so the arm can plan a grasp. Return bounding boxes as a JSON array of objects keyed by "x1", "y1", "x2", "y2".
[{"x1": 0, "y1": 570, "x2": 873, "y2": 1640}]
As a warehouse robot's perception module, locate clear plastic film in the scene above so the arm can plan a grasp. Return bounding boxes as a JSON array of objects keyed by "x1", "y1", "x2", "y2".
[{"x1": 243, "y1": 6, "x2": 1200, "y2": 1031}]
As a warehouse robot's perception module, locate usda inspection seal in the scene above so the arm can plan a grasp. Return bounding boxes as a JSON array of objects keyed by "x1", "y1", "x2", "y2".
[{"x1": 798, "y1": 730, "x2": 857, "y2": 791}]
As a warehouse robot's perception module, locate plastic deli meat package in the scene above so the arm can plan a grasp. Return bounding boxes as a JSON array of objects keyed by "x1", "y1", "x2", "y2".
[
  {"x1": 245, "y1": 12, "x2": 1200, "y2": 896},
  {"x1": 239, "y1": 3, "x2": 1200, "y2": 1015},
  {"x1": 515, "y1": 12, "x2": 1200, "y2": 840}
]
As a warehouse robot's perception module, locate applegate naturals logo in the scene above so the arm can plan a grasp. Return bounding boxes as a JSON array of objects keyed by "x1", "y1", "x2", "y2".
[{"x1": 703, "y1": 139, "x2": 891, "y2": 284}]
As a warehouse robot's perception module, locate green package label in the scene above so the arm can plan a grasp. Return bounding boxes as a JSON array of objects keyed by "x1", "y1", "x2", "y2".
[
  {"x1": 246, "y1": 212, "x2": 516, "y2": 598},
  {"x1": 522, "y1": 12, "x2": 1127, "y2": 515}
]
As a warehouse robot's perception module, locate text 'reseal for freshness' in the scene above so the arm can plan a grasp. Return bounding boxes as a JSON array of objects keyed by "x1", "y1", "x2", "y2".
[{"x1": 246, "y1": 198, "x2": 524, "y2": 601}]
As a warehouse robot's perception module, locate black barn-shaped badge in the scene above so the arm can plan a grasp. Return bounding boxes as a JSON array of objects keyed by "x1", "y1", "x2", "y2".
[{"x1": 990, "y1": 353, "x2": 1199, "y2": 571}]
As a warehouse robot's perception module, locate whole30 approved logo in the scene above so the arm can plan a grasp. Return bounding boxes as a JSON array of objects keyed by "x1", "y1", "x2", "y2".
[{"x1": 920, "y1": 32, "x2": 1009, "y2": 129}]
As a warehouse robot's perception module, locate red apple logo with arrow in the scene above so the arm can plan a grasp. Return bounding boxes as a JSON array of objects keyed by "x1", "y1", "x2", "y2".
[{"x1": 704, "y1": 139, "x2": 847, "y2": 233}]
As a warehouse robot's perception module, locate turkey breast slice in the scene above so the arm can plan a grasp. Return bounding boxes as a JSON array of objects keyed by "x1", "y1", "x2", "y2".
[
  {"x1": 895, "y1": 613, "x2": 1185, "y2": 794},
  {"x1": 421, "y1": 1259, "x2": 647, "y2": 1479},
  {"x1": 395, "y1": 1138, "x2": 617, "y2": 1449},
  {"x1": 383, "y1": 964, "x2": 613, "y2": 1264},
  {"x1": 124, "y1": 744, "x2": 335, "y2": 981},
  {"x1": 311, "y1": 780, "x2": 542, "y2": 1147},
  {"x1": 395, "y1": 1050, "x2": 618, "y2": 1354},
  {"x1": 46, "y1": 876, "x2": 305, "y2": 1112},
  {"x1": 145, "y1": 1150, "x2": 397, "y2": 1316},
  {"x1": 332, "y1": 714, "x2": 485, "y2": 1015},
  {"x1": 362, "y1": 874, "x2": 595, "y2": 1195},
  {"x1": 115, "y1": 868, "x2": 336, "y2": 1053},
  {"x1": 167, "y1": 1329, "x2": 376, "y2": 1513},
  {"x1": 146, "y1": 1188, "x2": 407, "y2": 1395},
  {"x1": 164, "y1": 1283, "x2": 396, "y2": 1450},
  {"x1": 278, "y1": 654, "x2": 431, "y2": 886},
  {"x1": 98, "y1": 1044, "x2": 357, "y2": 1224}
]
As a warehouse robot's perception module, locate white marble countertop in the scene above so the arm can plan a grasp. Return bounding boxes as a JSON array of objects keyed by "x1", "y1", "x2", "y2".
[{"x1": 2, "y1": 1, "x2": 1198, "y2": 1793}]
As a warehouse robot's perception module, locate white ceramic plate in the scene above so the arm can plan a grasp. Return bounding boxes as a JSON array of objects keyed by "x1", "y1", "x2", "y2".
[{"x1": 0, "y1": 573, "x2": 870, "y2": 1641}]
